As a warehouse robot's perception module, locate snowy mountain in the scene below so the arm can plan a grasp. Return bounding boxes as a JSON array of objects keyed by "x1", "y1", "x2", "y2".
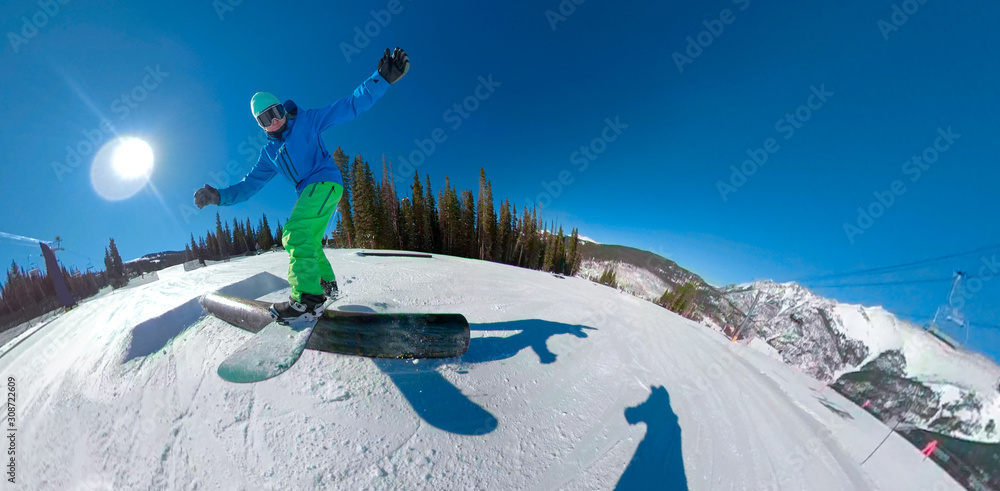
[
  {"x1": 0, "y1": 249, "x2": 964, "y2": 489},
  {"x1": 723, "y1": 280, "x2": 1000, "y2": 446},
  {"x1": 576, "y1": 243, "x2": 1000, "y2": 449}
]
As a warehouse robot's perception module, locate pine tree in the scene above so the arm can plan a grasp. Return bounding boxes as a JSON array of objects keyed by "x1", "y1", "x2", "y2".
[
  {"x1": 410, "y1": 172, "x2": 430, "y2": 252},
  {"x1": 258, "y1": 214, "x2": 274, "y2": 251},
  {"x1": 214, "y1": 213, "x2": 227, "y2": 259},
  {"x1": 542, "y1": 225, "x2": 556, "y2": 272},
  {"x1": 476, "y1": 168, "x2": 496, "y2": 261},
  {"x1": 189, "y1": 234, "x2": 199, "y2": 261},
  {"x1": 459, "y1": 190, "x2": 477, "y2": 258},
  {"x1": 439, "y1": 177, "x2": 461, "y2": 256},
  {"x1": 567, "y1": 228, "x2": 582, "y2": 275},
  {"x1": 245, "y1": 218, "x2": 257, "y2": 253},
  {"x1": 597, "y1": 264, "x2": 618, "y2": 288},
  {"x1": 495, "y1": 199, "x2": 512, "y2": 264},
  {"x1": 554, "y1": 226, "x2": 567, "y2": 274},
  {"x1": 332, "y1": 146, "x2": 355, "y2": 248},
  {"x1": 184, "y1": 244, "x2": 193, "y2": 261},
  {"x1": 658, "y1": 282, "x2": 698, "y2": 318},
  {"x1": 275, "y1": 220, "x2": 284, "y2": 249},
  {"x1": 399, "y1": 197, "x2": 415, "y2": 251},
  {"x1": 424, "y1": 174, "x2": 441, "y2": 253},
  {"x1": 4, "y1": 261, "x2": 24, "y2": 311},
  {"x1": 105, "y1": 238, "x2": 127, "y2": 288},
  {"x1": 206, "y1": 232, "x2": 219, "y2": 259},
  {"x1": 378, "y1": 157, "x2": 401, "y2": 249},
  {"x1": 223, "y1": 222, "x2": 233, "y2": 256},
  {"x1": 351, "y1": 156, "x2": 379, "y2": 248},
  {"x1": 232, "y1": 218, "x2": 245, "y2": 255},
  {"x1": 198, "y1": 236, "x2": 207, "y2": 261},
  {"x1": 524, "y1": 207, "x2": 540, "y2": 269},
  {"x1": 512, "y1": 206, "x2": 530, "y2": 267}
]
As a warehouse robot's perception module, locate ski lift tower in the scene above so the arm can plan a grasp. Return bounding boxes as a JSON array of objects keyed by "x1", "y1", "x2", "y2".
[
  {"x1": 926, "y1": 271, "x2": 967, "y2": 349},
  {"x1": 723, "y1": 285, "x2": 763, "y2": 341}
]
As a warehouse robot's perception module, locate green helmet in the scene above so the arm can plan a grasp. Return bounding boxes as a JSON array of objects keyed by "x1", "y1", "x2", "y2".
[{"x1": 250, "y1": 92, "x2": 280, "y2": 117}]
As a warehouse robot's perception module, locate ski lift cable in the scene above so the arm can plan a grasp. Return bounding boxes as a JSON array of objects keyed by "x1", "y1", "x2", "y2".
[
  {"x1": 802, "y1": 276, "x2": 984, "y2": 289},
  {"x1": 793, "y1": 242, "x2": 1000, "y2": 284}
]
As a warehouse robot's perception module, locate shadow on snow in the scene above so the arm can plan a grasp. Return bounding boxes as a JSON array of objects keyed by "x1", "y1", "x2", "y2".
[
  {"x1": 617, "y1": 385, "x2": 688, "y2": 490},
  {"x1": 123, "y1": 272, "x2": 288, "y2": 363},
  {"x1": 355, "y1": 312, "x2": 597, "y2": 436},
  {"x1": 816, "y1": 395, "x2": 854, "y2": 420}
]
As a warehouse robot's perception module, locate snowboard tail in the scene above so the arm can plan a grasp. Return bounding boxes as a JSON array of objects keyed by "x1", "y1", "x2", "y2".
[{"x1": 217, "y1": 317, "x2": 317, "y2": 383}]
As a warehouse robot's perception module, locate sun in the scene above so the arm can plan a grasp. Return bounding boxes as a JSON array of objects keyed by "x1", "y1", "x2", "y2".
[
  {"x1": 112, "y1": 138, "x2": 154, "y2": 179},
  {"x1": 91, "y1": 136, "x2": 156, "y2": 200}
]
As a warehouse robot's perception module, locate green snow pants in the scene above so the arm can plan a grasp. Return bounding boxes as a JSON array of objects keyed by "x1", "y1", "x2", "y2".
[{"x1": 283, "y1": 181, "x2": 342, "y2": 301}]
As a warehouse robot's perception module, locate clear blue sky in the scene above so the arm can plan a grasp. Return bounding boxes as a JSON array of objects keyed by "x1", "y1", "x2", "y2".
[{"x1": 1, "y1": 0, "x2": 998, "y2": 360}]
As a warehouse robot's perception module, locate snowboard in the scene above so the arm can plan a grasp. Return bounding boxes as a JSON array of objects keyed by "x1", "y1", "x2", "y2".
[
  {"x1": 202, "y1": 293, "x2": 470, "y2": 383},
  {"x1": 217, "y1": 314, "x2": 319, "y2": 383}
]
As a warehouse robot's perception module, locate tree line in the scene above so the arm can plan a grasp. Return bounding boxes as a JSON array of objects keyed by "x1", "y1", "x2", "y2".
[
  {"x1": 183, "y1": 212, "x2": 280, "y2": 263},
  {"x1": 327, "y1": 147, "x2": 583, "y2": 275},
  {"x1": 0, "y1": 245, "x2": 107, "y2": 332}
]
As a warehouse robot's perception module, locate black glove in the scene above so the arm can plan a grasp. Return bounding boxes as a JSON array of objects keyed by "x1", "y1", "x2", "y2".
[
  {"x1": 194, "y1": 184, "x2": 220, "y2": 209},
  {"x1": 377, "y1": 47, "x2": 409, "y2": 84}
]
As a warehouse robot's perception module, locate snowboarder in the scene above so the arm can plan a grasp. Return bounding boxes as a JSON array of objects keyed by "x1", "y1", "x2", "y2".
[{"x1": 194, "y1": 47, "x2": 409, "y2": 324}]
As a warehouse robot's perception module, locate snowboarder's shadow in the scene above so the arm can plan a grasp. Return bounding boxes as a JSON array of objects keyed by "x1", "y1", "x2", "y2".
[
  {"x1": 463, "y1": 319, "x2": 596, "y2": 365},
  {"x1": 617, "y1": 385, "x2": 688, "y2": 490},
  {"x1": 365, "y1": 315, "x2": 597, "y2": 436},
  {"x1": 816, "y1": 395, "x2": 854, "y2": 420}
]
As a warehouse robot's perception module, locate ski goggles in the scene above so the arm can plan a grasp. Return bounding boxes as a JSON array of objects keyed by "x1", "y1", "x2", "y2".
[{"x1": 255, "y1": 104, "x2": 287, "y2": 128}]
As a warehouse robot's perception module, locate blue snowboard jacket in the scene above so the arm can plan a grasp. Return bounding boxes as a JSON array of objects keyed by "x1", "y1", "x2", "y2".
[{"x1": 218, "y1": 70, "x2": 390, "y2": 206}]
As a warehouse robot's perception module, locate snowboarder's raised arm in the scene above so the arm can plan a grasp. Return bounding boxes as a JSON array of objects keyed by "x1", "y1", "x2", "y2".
[
  {"x1": 218, "y1": 150, "x2": 277, "y2": 206},
  {"x1": 311, "y1": 47, "x2": 409, "y2": 133}
]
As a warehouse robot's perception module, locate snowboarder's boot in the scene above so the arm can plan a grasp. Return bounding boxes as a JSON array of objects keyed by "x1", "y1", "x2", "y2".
[
  {"x1": 321, "y1": 278, "x2": 339, "y2": 299},
  {"x1": 269, "y1": 293, "x2": 326, "y2": 325}
]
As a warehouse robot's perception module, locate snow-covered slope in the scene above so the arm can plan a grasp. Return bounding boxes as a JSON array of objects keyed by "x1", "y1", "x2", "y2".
[{"x1": 0, "y1": 251, "x2": 963, "y2": 489}]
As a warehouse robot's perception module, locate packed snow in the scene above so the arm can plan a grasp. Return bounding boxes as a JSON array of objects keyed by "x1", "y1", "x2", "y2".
[{"x1": 0, "y1": 250, "x2": 964, "y2": 489}]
